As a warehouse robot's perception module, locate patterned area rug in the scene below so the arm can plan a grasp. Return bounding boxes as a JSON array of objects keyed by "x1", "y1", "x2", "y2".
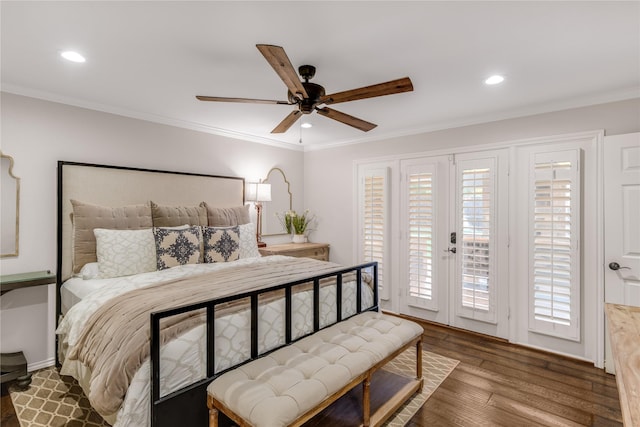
[
  {"x1": 10, "y1": 349, "x2": 458, "y2": 427},
  {"x1": 383, "y1": 349, "x2": 459, "y2": 426}
]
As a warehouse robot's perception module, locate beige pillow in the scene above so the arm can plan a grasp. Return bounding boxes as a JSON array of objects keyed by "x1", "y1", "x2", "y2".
[
  {"x1": 201, "y1": 203, "x2": 250, "y2": 226},
  {"x1": 150, "y1": 201, "x2": 208, "y2": 227},
  {"x1": 70, "y1": 200, "x2": 153, "y2": 274}
]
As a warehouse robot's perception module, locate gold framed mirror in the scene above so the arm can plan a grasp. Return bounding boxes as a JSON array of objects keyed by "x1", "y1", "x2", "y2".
[
  {"x1": 261, "y1": 167, "x2": 292, "y2": 236},
  {"x1": 1, "y1": 151, "x2": 20, "y2": 257}
]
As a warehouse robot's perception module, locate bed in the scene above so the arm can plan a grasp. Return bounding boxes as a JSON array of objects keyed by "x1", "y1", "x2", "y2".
[{"x1": 55, "y1": 161, "x2": 378, "y2": 427}]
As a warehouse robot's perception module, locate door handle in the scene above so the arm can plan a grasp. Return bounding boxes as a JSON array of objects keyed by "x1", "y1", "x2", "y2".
[
  {"x1": 444, "y1": 247, "x2": 457, "y2": 254},
  {"x1": 609, "y1": 262, "x2": 630, "y2": 271}
]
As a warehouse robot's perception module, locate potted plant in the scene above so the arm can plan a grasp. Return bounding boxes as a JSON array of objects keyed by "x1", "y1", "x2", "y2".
[{"x1": 277, "y1": 210, "x2": 316, "y2": 243}]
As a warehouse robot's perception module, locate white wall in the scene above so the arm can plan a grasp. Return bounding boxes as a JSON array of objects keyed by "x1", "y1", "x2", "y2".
[
  {"x1": 0, "y1": 92, "x2": 305, "y2": 369},
  {"x1": 2, "y1": 93, "x2": 638, "y2": 369},
  {"x1": 305, "y1": 98, "x2": 640, "y2": 266},
  {"x1": 304, "y1": 97, "x2": 639, "y2": 363}
]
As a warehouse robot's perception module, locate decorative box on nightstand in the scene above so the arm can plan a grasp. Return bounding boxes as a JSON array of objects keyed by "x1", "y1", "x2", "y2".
[{"x1": 259, "y1": 242, "x2": 330, "y2": 261}]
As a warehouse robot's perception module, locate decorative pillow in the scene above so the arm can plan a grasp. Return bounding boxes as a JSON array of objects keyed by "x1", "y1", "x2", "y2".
[
  {"x1": 238, "y1": 223, "x2": 261, "y2": 259},
  {"x1": 94, "y1": 228, "x2": 157, "y2": 278},
  {"x1": 78, "y1": 262, "x2": 100, "y2": 280},
  {"x1": 153, "y1": 226, "x2": 201, "y2": 270},
  {"x1": 70, "y1": 200, "x2": 153, "y2": 274},
  {"x1": 203, "y1": 226, "x2": 241, "y2": 263},
  {"x1": 150, "y1": 201, "x2": 208, "y2": 227},
  {"x1": 201, "y1": 203, "x2": 250, "y2": 226}
]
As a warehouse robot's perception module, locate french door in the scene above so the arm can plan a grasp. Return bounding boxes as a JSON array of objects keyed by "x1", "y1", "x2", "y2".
[{"x1": 399, "y1": 149, "x2": 509, "y2": 338}]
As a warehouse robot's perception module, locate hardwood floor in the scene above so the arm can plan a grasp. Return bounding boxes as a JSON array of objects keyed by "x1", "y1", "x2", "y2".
[
  {"x1": 0, "y1": 319, "x2": 621, "y2": 427},
  {"x1": 408, "y1": 317, "x2": 622, "y2": 426}
]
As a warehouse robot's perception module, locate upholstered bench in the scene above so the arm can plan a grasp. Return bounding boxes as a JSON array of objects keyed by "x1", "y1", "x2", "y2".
[{"x1": 206, "y1": 311, "x2": 424, "y2": 427}]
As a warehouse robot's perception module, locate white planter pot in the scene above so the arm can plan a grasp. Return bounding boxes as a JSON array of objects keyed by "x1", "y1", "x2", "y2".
[{"x1": 292, "y1": 234, "x2": 306, "y2": 243}]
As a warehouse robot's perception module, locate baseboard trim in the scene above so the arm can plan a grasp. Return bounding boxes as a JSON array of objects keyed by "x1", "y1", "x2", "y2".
[{"x1": 28, "y1": 357, "x2": 55, "y2": 372}]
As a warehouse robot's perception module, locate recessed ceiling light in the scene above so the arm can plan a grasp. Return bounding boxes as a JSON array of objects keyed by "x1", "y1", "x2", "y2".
[
  {"x1": 61, "y1": 51, "x2": 86, "y2": 63},
  {"x1": 485, "y1": 75, "x2": 504, "y2": 85},
  {"x1": 301, "y1": 122, "x2": 312, "y2": 129}
]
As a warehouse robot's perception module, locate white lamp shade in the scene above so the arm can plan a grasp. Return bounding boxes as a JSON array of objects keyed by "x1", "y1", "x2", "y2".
[
  {"x1": 246, "y1": 182, "x2": 271, "y2": 202},
  {"x1": 256, "y1": 183, "x2": 271, "y2": 202},
  {"x1": 245, "y1": 182, "x2": 258, "y2": 201}
]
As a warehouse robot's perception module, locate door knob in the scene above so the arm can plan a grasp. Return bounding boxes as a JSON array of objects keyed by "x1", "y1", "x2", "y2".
[
  {"x1": 444, "y1": 247, "x2": 457, "y2": 254},
  {"x1": 609, "y1": 262, "x2": 630, "y2": 271}
]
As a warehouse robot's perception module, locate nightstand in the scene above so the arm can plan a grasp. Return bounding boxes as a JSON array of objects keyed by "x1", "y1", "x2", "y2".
[
  {"x1": 1, "y1": 270, "x2": 55, "y2": 387},
  {"x1": 259, "y1": 242, "x2": 330, "y2": 261}
]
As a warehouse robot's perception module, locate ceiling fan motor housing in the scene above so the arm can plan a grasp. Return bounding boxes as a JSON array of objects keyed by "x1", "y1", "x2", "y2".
[{"x1": 289, "y1": 81, "x2": 326, "y2": 114}]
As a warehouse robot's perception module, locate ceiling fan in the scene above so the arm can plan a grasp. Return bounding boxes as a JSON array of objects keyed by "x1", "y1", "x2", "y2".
[{"x1": 196, "y1": 44, "x2": 414, "y2": 134}]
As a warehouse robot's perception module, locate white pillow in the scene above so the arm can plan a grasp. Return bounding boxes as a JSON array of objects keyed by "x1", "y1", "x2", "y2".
[
  {"x1": 78, "y1": 262, "x2": 101, "y2": 280},
  {"x1": 238, "y1": 223, "x2": 261, "y2": 259},
  {"x1": 94, "y1": 228, "x2": 157, "y2": 278}
]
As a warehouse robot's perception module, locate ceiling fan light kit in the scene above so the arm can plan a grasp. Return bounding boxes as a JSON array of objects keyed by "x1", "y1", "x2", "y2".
[{"x1": 196, "y1": 44, "x2": 414, "y2": 135}]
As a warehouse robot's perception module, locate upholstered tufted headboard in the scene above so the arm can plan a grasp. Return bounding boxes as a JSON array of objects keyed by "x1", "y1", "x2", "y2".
[{"x1": 56, "y1": 161, "x2": 245, "y2": 318}]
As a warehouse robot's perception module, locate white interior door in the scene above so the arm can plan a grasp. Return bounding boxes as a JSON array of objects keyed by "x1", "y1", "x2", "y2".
[{"x1": 604, "y1": 132, "x2": 640, "y2": 373}]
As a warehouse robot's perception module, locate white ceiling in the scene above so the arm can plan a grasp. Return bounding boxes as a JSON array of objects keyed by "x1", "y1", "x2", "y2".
[{"x1": 2, "y1": 1, "x2": 639, "y2": 150}]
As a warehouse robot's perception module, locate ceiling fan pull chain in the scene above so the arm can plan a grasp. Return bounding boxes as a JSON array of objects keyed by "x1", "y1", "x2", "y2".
[{"x1": 299, "y1": 121, "x2": 303, "y2": 144}]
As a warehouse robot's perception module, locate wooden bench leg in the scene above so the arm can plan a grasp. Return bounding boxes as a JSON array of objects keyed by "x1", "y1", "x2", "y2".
[
  {"x1": 362, "y1": 373, "x2": 372, "y2": 426},
  {"x1": 209, "y1": 408, "x2": 218, "y2": 427},
  {"x1": 207, "y1": 395, "x2": 219, "y2": 427},
  {"x1": 416, "y1": 339, "x2": 423, "y2": 392}
]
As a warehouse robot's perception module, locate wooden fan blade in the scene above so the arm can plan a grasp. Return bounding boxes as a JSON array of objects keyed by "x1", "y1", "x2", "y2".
[
  {"x1": 316, "y1": 107, "x2": 377, "y2": 132},
  {"x1": 196, "y1": 96, "x2": 291, "y2": 105},
  {"x1": 320, "y1": 77, "x2": 413, "y2": 105},
  {"x1": 271, "y1": 110, "x2": 302, "y2": 133},
  {"x1": 256, "y1": 44, "x2": 308, "y2": 99}
]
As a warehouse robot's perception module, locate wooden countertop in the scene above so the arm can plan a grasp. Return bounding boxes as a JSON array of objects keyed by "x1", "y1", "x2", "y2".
[{"x1": 605, "y1": 303, "x2": 640, "y2": 427}]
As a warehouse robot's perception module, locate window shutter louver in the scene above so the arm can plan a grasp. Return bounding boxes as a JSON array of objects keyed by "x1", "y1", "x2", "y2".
[
  {"x1": 363, "y1": 175, "x2": 385, "y2": 271},
  {"x1": 358, "y1": 165, "x2": 390, "y2": 300},
  {"x1": 407, "y1": 171, "x2": 435, "y2": 306},
  {"x1": 460, "y1": 167, "x2": 492, "y2": 314},
  {"x1": 529, "y1": 151, "x2": 580, "y2": 340}
]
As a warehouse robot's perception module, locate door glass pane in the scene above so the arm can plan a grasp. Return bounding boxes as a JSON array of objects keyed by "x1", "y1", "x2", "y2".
[
  {"x1": 408, "y1": 172, "x2": 434, "y2": 300},
  {"x1": 461, "y1": 168, "x2": 491, "y2": 312}
]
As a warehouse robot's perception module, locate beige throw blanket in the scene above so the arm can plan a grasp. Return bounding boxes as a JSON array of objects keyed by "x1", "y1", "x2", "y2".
[{"x1": 66, "y1": 257, "x2": 354, "y2": 415}]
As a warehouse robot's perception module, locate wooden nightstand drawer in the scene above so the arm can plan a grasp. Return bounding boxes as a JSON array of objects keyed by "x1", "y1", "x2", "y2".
[{"x1": 259, "y1": 243, "x2": 330, "y2": 261}]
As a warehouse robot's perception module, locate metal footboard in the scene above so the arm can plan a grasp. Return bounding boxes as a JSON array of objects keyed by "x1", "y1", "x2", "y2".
[{"x1": 150, "y1": 262, "x2": 378, "y2": 427}]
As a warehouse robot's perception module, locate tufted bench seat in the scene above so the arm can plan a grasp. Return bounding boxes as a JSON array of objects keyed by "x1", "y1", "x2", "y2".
[{"x1": 206, "y1": 311, "x2": 424, "y2": 427}]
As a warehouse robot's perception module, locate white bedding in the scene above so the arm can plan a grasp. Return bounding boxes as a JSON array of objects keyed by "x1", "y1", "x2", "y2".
[
  {"x1": 56, "y1": 256, "x2": 374, "y2": 427},
  {"x1": 60, "y1": 276, "x2": 104, "y2": 314}
]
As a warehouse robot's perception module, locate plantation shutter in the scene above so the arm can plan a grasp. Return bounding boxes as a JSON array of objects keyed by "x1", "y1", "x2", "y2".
[
  {"x1": 529, "y1": 150, "x2": 580, "y2": 340},
  {"x1": 456, "y1": 157, "x2": 497, "y2": 323},
  {"x1": 405, "y1": 164, "x2": 437, "y2": 310},
  {"x1": 358, "y1": 165, "x2": 390, "y2": 300}
]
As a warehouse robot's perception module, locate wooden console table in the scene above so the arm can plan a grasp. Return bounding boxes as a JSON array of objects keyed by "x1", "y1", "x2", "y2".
[
  {"x1": 605, "y1": 303, "x2": 640, "y2": 427},
  {"x1": 0, "y1": 270, "x2": 55, "y2": 387},
  {"x1": 1, "y1": 270, "x2": 55, "y2": 295}
]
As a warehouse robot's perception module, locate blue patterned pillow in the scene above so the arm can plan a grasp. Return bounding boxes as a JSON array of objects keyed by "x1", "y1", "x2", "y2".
[
  {"x1": 203, "y1": 226, "x2": 240, "y2": 263},
  {"x1": 153, "y1": 226, "x2": 201, "y2": 270}
]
